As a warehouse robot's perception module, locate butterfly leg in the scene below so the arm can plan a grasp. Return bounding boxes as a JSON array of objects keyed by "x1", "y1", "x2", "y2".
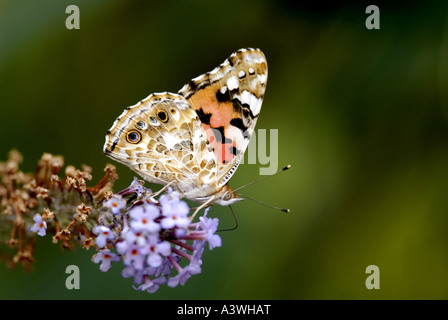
[
  {"x1": 171, "y1": 180, "x2": 188, "y2": 199},
  {"x1": 190, "y1": 196, "x2": 216, "y2": 221},
  {"x1": 151, "y1": 180, "x2": 177, "y2": 198},
  {"x1": 152, "y1": 180, "x2": 188, "y2": 201}
]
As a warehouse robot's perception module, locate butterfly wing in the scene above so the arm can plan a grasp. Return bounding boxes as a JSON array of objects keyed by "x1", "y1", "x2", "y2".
[
  {"x1": 103, "y1": 92, "x2": 217, "y2": 197},
  {"x1": 179, "y1": 48, "x2": 268, "y2": 187}
]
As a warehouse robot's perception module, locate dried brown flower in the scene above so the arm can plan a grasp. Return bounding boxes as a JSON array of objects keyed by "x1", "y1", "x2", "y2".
[
  {"x1": 82, "y1": 237, "x2": 95, "y2": 250},
  {"x1": 0, "y1": 150, "x2": 118, "y2": 269},
  {"x1": 41, "y1": 208, "x2": 54, "y2": 220},
  {"x1": 75, "y1": 203, "x2": 91, "y2": 222}
]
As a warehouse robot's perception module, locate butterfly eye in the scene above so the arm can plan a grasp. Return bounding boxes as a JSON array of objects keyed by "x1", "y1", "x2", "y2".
[
  {"x1": 223, "y1": 192, "x2": 232, "y2": 201},
  {"x1": 157, "y1": 111, "x2": 168, "y2": 123},
  {"x1": 126, "y1": 130, "x2": 142, "y2": 144},
  {"x1": 136, "y1": 121, "x2": 147, "y2": 130}
]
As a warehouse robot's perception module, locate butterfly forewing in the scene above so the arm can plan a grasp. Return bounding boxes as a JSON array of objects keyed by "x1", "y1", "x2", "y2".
[
  {"x1": 179, "y1": 48, "x2": 268, "y2": 187},
  {"x1": 104, "y1": 93, "x2": 217, "y2": 196}
]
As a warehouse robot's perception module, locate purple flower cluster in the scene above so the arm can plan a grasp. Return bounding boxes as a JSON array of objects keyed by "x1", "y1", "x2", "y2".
[{"x1": 91, "y1": 178, "x2": 221, "y2": 293}]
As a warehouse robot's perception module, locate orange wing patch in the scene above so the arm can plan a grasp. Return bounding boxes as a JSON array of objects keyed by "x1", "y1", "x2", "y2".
[
  {"x1": 188, "y1": 85, "x2": 236, "y2": 128},
  {"x1": 187, "y1": 84, "x2": 241, "y2": 164},
  {"x1": 178, "y1": 48, "x2": 267, "y2": 185}
]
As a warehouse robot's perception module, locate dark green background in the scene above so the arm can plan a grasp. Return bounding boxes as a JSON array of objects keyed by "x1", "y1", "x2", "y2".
[{"x1": 1, "y1": 0, "x2": 448, "y2": 299}]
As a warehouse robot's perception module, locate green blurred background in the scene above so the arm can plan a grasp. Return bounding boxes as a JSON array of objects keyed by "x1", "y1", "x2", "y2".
[{"x1": 1, "y1": 0, "x2": 448, "y2": 299}]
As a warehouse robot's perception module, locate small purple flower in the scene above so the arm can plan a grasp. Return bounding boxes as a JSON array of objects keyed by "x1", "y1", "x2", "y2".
[
  {"x1": 129, "y1": 205, "x2": 160, "y2": 233},
  {"x1": 122, "y1": 265, "x2": 144, "y2": 284},
  {"x1": 199, "y1": 216, "x2": 222, "y2": 249},
  {"x1": 191, "y1": 239, "x2": 206, "y2": 265},
  {"x1": 30, "y1": 214, "x2": 47, "y2": 236},
  {"x1": 134, "y1": 276, "x2": 167, "y2": 293},
  {"x1": 129, "y1": 177, "x2": 145, "y2": 196},
  {"x1": 146, "y1": 234, "x2": 171, "y2": 268},
  {"x1": 167, "y1": 260, "x2": 202, "y2": 288},
  {"x1": 104, "y1": 194, "x2": 126, "y2": 215},
  {"x1": 159, "y1": 191, "x2": 189, "y2": 216},
  {"x1": 116, "y1": 231, "x2": 130, "y2": 254},
  {"x1": 157, "y1": 255, "x2": 178, "y2": 277},
  {"x1": 160, "y1": 211, "x2": 190, "y2": 230},
  {"x1": 93, "y1": 225, "x2": 116, "y2": 248},
  {"x1": 122, "y1": 243, "x2": 147, "y2": 270},
  {"x1": 159, "y1": 194, "x2": 190, "y2": 230},
  {"x1": 117, "y1": 177, "x2": 148, "y2": 198},
  {"x1": 92, "y1": 249, "x2": 120, "y2": 272},
  {"x1": 124, "y1": 228, "x2": 148, "y2": 247}
]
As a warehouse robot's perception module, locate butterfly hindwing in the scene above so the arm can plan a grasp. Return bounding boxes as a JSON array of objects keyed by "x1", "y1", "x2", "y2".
[{"x1": 179, "y1": 48, "x2": 268, "y2": 187}]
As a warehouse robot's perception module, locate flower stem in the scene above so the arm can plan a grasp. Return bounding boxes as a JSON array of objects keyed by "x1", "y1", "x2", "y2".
[
  {"x1": 168, "y1": 239, "x2": 193, "y2": 252},
  {"x1": 167, "y1": 255, "x2": 183, "y2": 273},
  {"x1": 171, "y1": 247, "x2": 192, "y2": 260}
]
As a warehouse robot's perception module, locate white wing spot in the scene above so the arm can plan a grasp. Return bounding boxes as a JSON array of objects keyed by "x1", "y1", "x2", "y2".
[
  {"x1": 227, "y1": 76, "x2": 239, "y2": 91},
  {"x1": 238, "y1": 70, "x2": 246, "y2": 78},
  {"x1": 220, "y1": 86, "x2": 228, "y2": 94},
  {"x1": 241, "y1": 90, "x2": 261, "y2": 116}
]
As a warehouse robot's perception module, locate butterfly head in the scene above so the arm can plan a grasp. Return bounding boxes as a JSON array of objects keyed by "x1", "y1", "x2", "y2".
[{"x1": 213, "y1": 184, "x2": 244, "y2": 206}]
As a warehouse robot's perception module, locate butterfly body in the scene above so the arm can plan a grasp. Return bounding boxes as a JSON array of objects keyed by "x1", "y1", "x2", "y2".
[{"x1": 104, "y1": 48, "x2": 267, "y2": 206}]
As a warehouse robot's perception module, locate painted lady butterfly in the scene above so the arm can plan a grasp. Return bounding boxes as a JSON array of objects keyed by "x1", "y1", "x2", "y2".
[{"x1": 104, "y1": 48, "x2": 267, "y2": 209}]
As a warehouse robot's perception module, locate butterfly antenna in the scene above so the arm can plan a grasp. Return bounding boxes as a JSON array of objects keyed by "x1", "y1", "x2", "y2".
[
  {"x1": 233, "y1": 164, "x2": 291, "y2": 192},
  {"x1": 236, "y1": 192, "x2": 290, "y2": 213},
  {"x1": 217, "y1": 205, "x2": 239, "y2": 232}
]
